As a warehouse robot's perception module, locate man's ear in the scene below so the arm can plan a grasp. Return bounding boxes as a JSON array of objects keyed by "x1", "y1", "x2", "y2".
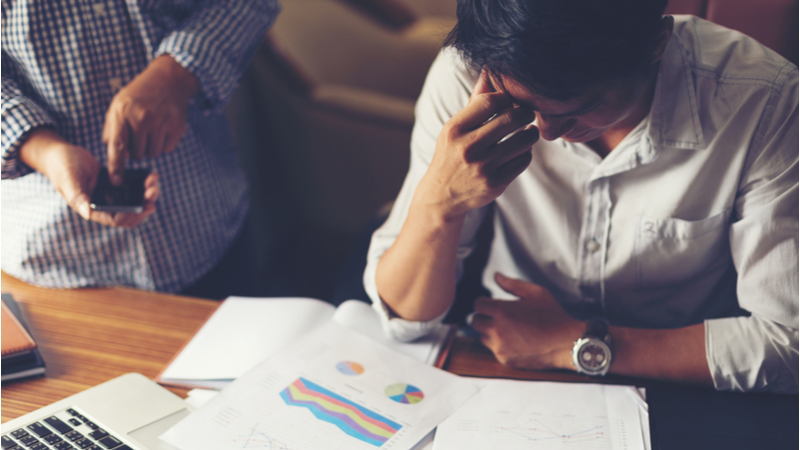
[{"x1": 651, "y1": 15, "x2": 675, "y2": 64}]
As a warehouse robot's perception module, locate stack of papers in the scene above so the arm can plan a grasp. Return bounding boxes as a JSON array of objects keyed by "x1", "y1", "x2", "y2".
[
  {"x1": 161, "y1": 322, "x2": 481, "y2": 450},
  {"x1": 158, "y1": 298, "x2": 452, "y2": 389},
  {"x1": 158, "y1": 303, "x2": 650, "y2": 450}
]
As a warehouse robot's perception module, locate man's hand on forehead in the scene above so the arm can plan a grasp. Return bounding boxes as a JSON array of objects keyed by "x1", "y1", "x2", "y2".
[{"x1": 410, "y1": 67, "x2": 539, "y2": 220}]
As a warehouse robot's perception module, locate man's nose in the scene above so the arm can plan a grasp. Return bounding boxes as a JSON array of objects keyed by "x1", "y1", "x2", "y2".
[{"x1": 536, "y1": 113, "x2": 574, "y2": 140}]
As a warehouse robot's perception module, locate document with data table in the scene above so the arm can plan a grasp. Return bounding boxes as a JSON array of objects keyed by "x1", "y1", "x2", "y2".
[
  {"x1": 433, "y1": 379, "x2": 649, "y2": 450},
  {"x1": 160, "y1": 321, "x2": 481, "y2": 450}
]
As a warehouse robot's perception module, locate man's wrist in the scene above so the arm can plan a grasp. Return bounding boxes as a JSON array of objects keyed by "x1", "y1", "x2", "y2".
[
  {"x1": 148, "y1": 54, "x2": 200, "y2": 104},
  {"x1": 18, "y1": 128, "x2": 67, "y2": 177}
]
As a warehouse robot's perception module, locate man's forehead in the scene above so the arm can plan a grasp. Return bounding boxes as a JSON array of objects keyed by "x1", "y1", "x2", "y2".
[{"x1": 488, "y1": 72, "x2": 604, "y2": 116}]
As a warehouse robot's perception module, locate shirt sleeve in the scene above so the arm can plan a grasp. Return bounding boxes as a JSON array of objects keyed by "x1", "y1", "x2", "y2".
[
  {"x1": 1, "y1": 52, "x2": 57, "y2": 180},
  {"x1": 363, "y1": 48, "x2": 489, "y2": 342},
  {"x1": 155, "y1": 0, "x2": 280, "y2": 112},
  {"x1": 706, "y1": 66, "x2": 799, "y2": 393}
]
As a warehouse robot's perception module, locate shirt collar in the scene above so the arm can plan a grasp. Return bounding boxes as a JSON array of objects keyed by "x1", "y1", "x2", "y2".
[{"x1": 647, "y1": 31, "x2": 707, "y2": 151}]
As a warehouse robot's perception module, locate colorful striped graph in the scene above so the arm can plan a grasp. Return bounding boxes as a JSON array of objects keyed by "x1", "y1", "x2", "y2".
[{"x1": 280, "y1": 377, "x2": 402, "y2": 447}]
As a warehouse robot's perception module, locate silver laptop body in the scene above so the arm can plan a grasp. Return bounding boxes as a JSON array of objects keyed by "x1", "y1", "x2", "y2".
[{"x1": 1, "y1": 373, "x2": 190, "y2": 450}]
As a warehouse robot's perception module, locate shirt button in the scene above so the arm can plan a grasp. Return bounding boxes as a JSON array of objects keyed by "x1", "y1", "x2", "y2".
[{"x1": 586, "y1": 239, "x2": 600, "y2": 253}]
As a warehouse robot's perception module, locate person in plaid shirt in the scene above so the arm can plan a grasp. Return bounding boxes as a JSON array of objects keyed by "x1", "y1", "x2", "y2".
[{"x1": 2, "y1": 0, "x2": 279, "y2": 296}]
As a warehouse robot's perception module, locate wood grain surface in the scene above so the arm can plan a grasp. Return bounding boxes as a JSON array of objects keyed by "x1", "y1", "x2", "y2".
[
  {"x1": 1, "y1": 270, "x2": 641, "y2": 425},
  {"x1": 1, "y1": 271, "x2": 219, "y2": 423}
]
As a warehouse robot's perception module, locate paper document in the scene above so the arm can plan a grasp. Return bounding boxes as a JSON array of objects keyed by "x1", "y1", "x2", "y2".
[
  {"x1": 161, "y1": 321, "x2": 480, "y2": 450},
  {"x1": 158, "y1": 298, "x2": 451, "y2": 389},
  {"x1": 432, "y1": 379, "x2": 647, "y2": 450}
]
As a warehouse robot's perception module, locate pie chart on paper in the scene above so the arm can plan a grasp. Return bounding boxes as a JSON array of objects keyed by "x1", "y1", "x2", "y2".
[
  {"x1": 335, "y1": 361, "x2": 365, "y2": 376},
  {"x1": 385, "y1": 383, "x2": 425, "y2": 404}
]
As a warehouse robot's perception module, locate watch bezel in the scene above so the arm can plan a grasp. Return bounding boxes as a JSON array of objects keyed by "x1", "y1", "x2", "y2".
[{"x1": 571, "y1": 336, "x2": 613, "y2": 376}]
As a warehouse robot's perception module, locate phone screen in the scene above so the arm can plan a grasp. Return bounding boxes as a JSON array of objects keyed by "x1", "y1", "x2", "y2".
[{"x1": 90, "y1": 168, "x2": 149, "y2": 213}]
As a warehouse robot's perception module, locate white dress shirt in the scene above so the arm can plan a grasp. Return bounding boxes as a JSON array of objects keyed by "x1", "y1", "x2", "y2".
[{"x1": 364, "y1": 16, "x2": 799, "y2": 393}]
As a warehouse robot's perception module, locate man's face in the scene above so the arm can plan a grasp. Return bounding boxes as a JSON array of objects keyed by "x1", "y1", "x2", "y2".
[{"x1": 491, "y1": 73, "x2": 652, "y2": 143}]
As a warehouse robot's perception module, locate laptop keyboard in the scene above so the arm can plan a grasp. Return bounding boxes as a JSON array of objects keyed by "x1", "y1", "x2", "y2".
[{"x1": 2, "y1": 407, "x2": 134, "y2": 450}]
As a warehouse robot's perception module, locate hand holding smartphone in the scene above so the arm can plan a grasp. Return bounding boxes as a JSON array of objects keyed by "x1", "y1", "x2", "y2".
[{"x1": 90, "y1": 168, "x2": 150, "y2": 213}]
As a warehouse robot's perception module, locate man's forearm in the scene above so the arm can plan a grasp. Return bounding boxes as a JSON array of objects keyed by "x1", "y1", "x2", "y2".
[
  {"x1": 549, "y1": 322, "x2": 713, "y2": 384},
  {"x1": 375, "y1": 202, "x2": 466, "y2": 321},
  {"x1": 560, "y1": 323, "x2": 713, "y2": 385},
  {"x1": 607, "y1": 323, "x2": 713, "y2": 384}
]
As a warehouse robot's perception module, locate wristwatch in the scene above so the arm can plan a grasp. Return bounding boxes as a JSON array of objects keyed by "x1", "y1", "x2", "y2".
[{"x1": 571, "y1": 319, "x2": 613, "y2": 376}]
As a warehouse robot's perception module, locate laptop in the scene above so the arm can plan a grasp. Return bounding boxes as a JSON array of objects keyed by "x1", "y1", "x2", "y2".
[{"x1": 1, "y1": 373, "x2": 190, "y2": 450}]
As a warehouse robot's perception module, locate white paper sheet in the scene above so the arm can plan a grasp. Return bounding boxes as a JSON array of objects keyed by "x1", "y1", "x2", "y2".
[
  {"x1": 159, "y1": 298, "x2": 450, "y2": 389},
  {"x1": 432, "y1": 379, "x2": 646, "y2": 450},
  {"x1": 332, "y1": 300, "x2": 450, "y2": 365},
  {"x1": 160, "y1": 297, "x2": 335, "y2": 382},
  {"x1": 161, "y1": 321, "x2": 481, "y2": 450}
]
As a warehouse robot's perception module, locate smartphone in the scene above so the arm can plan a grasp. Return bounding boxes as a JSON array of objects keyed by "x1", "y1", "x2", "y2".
[{"x1": 90, "y1": 168, "x2": 150, "y2": 213}]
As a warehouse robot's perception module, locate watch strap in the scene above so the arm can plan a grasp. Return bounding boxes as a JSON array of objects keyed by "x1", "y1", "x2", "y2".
[{"x1": 584, "y1": 318, "x2": 609, "y2": 340}]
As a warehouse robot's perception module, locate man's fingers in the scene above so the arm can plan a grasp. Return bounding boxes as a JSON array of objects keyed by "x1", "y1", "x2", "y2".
[
  {"x1": 469, "y1": 106, "x2": 535, "y2": 151},
  {"x1": 456, "y1": 92, "x2": 516, "y2": 132},
  {"x1": 105, "y1": 116, "x2": 130, "y2": 186},
  {"x1": 73, "y1": 193, "x2": 93, "y2": 221},
  {"x1": 129, "y1": 124, "x2": 148, "y2": 161},
  {"x1": 112, "y1": 209, "x2": 154, "y2": 228},
  {"x1": 474, "y1": 296, "x2": 501, "y2": 316},
  {"x1": 493, "y1": 151, "x2": 533, "y2": 187},
  {"x1": 144, "y1": 185, "x2": 159, "y2": 205},
  {"x1": 144, "y1": 172, "x2": 159, "y2": 189},
  {"x1": 470, "y1": 68, "x2": 495, "y2": 101},
  {"x1": 486, "y1": 125, "x2": 539, "y2": 166},
  {"x1": 469, "y1": 313, "x2": 493, "y2": 333},
  {"x1": 494, "y1": 272, "x2": 537, "y2": 297}
]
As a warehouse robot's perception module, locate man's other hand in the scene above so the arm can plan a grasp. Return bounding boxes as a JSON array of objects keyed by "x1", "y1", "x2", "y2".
[
  {"x1": 102, "y1": 54, "x2": 199, "y2": 186},
  {"x1": 20, "y1": 128, "x2": 159, "y2": 228},
  {"x1": 470, "y1": 272, "x2": 584, "y2": 371}
]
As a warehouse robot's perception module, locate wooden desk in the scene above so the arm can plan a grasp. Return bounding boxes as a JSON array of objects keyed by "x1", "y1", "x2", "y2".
[
  {"x1": 3, "y1": 272, "x2": 797, "y2": 450},
  {"x1": 1, "y1": 272, "x2": 218, "y2": 422}
]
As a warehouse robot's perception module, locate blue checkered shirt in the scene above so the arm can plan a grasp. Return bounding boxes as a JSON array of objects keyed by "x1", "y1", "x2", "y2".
[{"x1": 1, "y1": 0, "x2": 279, "y2": 292}]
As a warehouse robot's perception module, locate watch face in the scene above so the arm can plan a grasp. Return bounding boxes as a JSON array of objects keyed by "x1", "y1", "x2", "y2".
[{"x1": 577, "y1": 340, "x2": 611, "y2": 372}]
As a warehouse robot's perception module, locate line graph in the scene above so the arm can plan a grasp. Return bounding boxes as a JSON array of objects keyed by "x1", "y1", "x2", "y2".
[
  {"x1": 487, "y1": 416, "x2": 610, "y2": 449},
  {"x1": 232, "y1": 423, "x2": 298, "y2": 449},
  {"x1": 499, "y1": 419, "x2": 606, "y2": 444}
]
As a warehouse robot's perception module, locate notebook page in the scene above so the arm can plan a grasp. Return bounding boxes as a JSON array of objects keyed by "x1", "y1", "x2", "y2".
[{"x1": 160, "y1": 297, "x2": 335, "y2": 382}]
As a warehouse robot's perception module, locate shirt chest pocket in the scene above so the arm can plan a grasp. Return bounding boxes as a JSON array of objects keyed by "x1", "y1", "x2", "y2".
[{"x1": 634, "y1": 209, "x2": 732, "y2": 288}]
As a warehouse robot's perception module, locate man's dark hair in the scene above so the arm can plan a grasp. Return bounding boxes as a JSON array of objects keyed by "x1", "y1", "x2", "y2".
[{"x1": 446, "y1": 0, "x2": 669, "y2": 100}]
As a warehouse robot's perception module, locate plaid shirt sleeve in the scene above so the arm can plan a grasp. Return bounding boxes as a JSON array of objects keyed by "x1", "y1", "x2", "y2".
[
  {"x1": 156, "y1": 0, "x2": 280, "y2": 112},
  {"x1": 1, "y1": 52, "x2": 57, "y2": 180}
]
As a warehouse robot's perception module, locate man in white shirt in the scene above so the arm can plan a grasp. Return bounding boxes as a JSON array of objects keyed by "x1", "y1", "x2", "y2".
[{"x1": 364, "y1": 0, "x2": 798, "y2": 392}]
